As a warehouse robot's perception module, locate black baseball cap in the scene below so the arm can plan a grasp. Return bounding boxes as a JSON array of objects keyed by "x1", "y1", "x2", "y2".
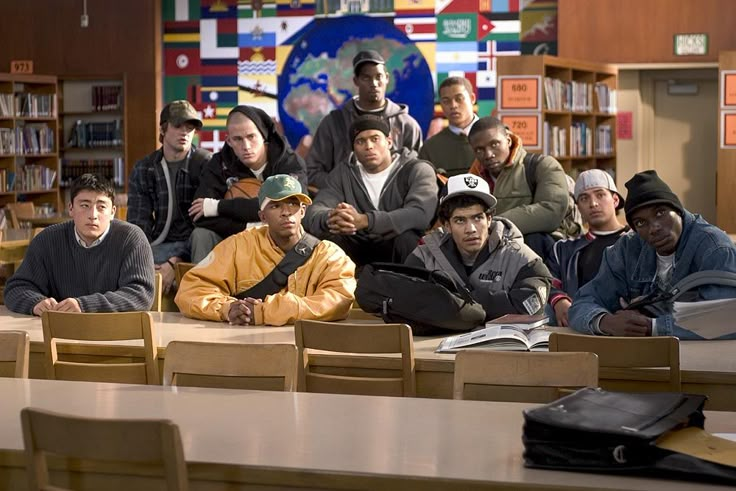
[{"x1": 353, "y1": 50, "x2": 385, "y2": 76}]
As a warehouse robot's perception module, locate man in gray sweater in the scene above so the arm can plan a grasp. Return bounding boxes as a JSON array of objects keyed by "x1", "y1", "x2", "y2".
[
  {"x1": 5, "y1": 174, "x2": 155, "y2": 315},
  {"x1": 304, "y1": 115, "x2": 437, "y2": 265}
]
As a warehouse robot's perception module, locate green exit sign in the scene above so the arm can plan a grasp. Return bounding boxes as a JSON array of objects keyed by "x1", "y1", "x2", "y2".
[{"x1": 674, "y1": 33, "x2": 708, "y2": 56}]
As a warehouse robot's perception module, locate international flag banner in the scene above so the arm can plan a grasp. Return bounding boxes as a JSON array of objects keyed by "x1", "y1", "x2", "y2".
[
  {"x1": 476, "y1": 69, "x2": 496, "y2": 100},
  {"x1": 216, "y1": 18, "x2": 238, "y2": 48},
  {"x1": 201, "y1": 58, "x2": 239, "y2": 76},
  {"x1": 238, "y1": 17, "x2": 312, "y2": 46},
  {"x1": 490, "y1": 0, "x2": 520, "y2": 12},
  {"x1": 276, "y1": 0, "x2": 316, "y2": 17},
  {"x1": 415, "y1": 41, "x2": 436, "y2": 73},
  {"x1": 162, "y1": 0, "x2": 200, "y2": 21},
  {"x1": 436, "y1": 0, "x2": 480, "y2": 15},
  {"x1": 521, "y1": 8, "x2": 557, "y2": 42},
  {"x1": 237, "y1": 0, "x2": 277, "y2": 17},
  {"x1": 198, "y1": 130, "x2": 227, "y2": 152},
  {"x1": 234, "y1": 98, "x2": 278, "y2": 116},
  {"x1": 394, "y1": 17, "x2": 436, "y2": 42},
  {"x1": 437, "y1": 14, "x2": 477, "y2": 42},
  {"x1": 477, "y1": 40, "x2": 520, "y2": 71},
  {"x1": 436, "y1": 42, "x2": 478, "y2": 72},
  {"x1": 165, "y1": 47, "x2": 202, "y2": 75},
  {"x1": 395, "y1": 0, "x2": 435, "y2": 13},
  {"x1": 200, "y1": 74, "x2": 240, "y2": 104},
  {"x1": 275, "y1": 45, "x2": 293, "y2": 74},
  {"x1": 192, "y1": 102, "x2": 219, "y2": 120},
  {"x1": 477, "y1": 99, "x2": 496, "y2": 117},
  {"x1": 201, "y1": 19, "x2": 240, "y2": 58},
  {"x1": 165, "y1": 76, "x2": 201, "y2": 102},
  {"x1": 201, "y1": 0, "x2": 238, "y2": 19},
  {"x1": 163, "y1": 21, "x2": 200, "y2": 48},
  {"x1": 480, "y1": 18, "x2": 521, "y2": 42},
  {"x1": 239, "y1": 47, "x2": 277, "y2": 75},
  {"x1": 239, "y1": 74, "x2": 278, "y2": 100}
]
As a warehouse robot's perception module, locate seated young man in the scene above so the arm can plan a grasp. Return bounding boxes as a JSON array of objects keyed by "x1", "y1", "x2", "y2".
[
  {"x1": 304, "y1": 115, "x2": 437, "y2": 266},
  {"x1": 5, "y1": 174, "x2": 155, "y2": 315},
  {"x1": 405, "y1": 174, "x2": 552, "y2": 321},
  {"x1": 547, "y1": 169, "x2": 628, "y2": 326},
  {"x1": 175, "y1": 174, "x2": 356, "y2": 326},
  {"x1": 568, "y1": 170, "x2": 736, "y2": 339}
]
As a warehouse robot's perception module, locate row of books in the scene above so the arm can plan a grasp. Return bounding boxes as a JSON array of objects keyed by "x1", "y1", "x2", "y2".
[
  {"x1": 542, "y1": 122, "x2": 615, "y2": 157},
  {"x1": 0, "y1": 92, "x2": 57, "y2": 118},
  {"x1": 543, "y1": 122, "x2": 567, "y2": 157},
  {"x1": 0, "y1": 125, "x2": 55, "y2": 155},
  {"x1": 15, "y1": 164, "x2": 57, "y2": 191},
  {"x1": 91, "y1": 85, "x2": 123, "y2": 112},
  {"x1": 61, "y1": 158, "x2": 125, "y2": 187},
  {"x1": 0, "y1": 169, "x2": 15, "y2": 193},
  {"x1": 595, "y1": 125, "x2": 614, "y2": 155},
  {"x1": 543, "y1": 78, "x2": 617, "y2": 113},
  {"x1": 66, "y1": 120, "x2": 122, "y2": 148},
  {"x1": 569, "y1": 122, "x2": 593, "y2": 157}
]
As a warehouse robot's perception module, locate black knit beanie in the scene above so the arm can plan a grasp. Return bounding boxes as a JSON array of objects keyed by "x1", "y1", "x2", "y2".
[
  {"x1": 350, "y1": 115, "x2": 389, "y2": 143},
  {"x1": 624, "y1": 170, "x2": 684, "y2": 223}
]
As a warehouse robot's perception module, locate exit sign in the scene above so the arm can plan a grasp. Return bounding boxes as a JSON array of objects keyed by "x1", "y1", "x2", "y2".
[{"x1": 674, "y1": 33, "x2": 708, "y2": 56}]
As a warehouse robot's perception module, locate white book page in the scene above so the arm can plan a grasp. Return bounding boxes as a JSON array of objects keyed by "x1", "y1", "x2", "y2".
[{"x1": 673, "y1": 299, "x2": 736, "y2": 339}]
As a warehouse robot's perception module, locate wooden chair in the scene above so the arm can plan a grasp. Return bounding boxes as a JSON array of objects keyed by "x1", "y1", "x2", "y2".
[
  {"x1": 295, "y1": 320, "x2": 416, "y2": 397},
  {"x1": 175, "y1": 262, "x2": 195, "y2": 285},
  {"x1": 163, "y1": 341, "x2": 298, "y2": 391},
  {"x1": 0, "y1": 330, "x2": 30, "y2": 378},
  {"x1": 41, "y1": 311, "x2": 160, "y2": 385},
  {"x1": 453, "y1": 350, "x2": 599, "y2": 402},
  {"x1": 151, "y1": 271, "x2": 163, "y2": 312},
  {"x1": 346, "y1": 307, "x2": 379, "y2": 321},
  {"x1": 21, "y1": 407, "x2": 188, "y2": 491},
  {"x1": 5, "y1": 202, "x2": 35, "y2": 228},
  {"x1": 549, "y1": 332, "x2": 681, "y2": 391}
]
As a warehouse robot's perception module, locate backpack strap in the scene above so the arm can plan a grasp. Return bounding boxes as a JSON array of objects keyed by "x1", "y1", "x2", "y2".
[
  {"x1": 669, "y1": 270, "x2": 736, "y2": 302},
  {"x1": 522, "y1": 152, "x2": 544, "y2": 197},
  {"x1": 234, "y1": 233, "x2": 320, "y2": 300},
  {"x1": 424, "y1": 236, "x2": 469, "y2": 290}
]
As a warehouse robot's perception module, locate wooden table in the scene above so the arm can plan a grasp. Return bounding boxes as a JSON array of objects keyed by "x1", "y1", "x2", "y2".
[
  {"x1": 2, "y1": 307, "x2": 736, "y2": 409},
  {"x1": 0, "y1": 377, "x2": 734, "y2": 490},
  {"x1": 0, "y1": 228, "x2": 33, "y2": 249}
]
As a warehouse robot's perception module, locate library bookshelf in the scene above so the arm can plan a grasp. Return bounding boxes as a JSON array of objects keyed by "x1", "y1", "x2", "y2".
[
  {"x1": 59, "y1": 75, "x2": 127, "y2": 191},
  {"x1": 496, "y1": 55, "x2": 618, "y2": 181},
  {"x1": 0, "y1": 73, "x2": 60, "y2": 212}
]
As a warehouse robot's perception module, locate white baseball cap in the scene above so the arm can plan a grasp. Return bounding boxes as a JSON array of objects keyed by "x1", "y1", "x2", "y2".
[
  {"x1": 440, "y1": 174, "x2": 497, "y2": 209},
  {"x1": 574, "y1": 169, "x2": 625, "y2": 210}
]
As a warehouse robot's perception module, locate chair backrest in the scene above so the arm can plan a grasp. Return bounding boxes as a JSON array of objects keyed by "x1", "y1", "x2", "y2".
[
  {"x1": 295, "y1": 320, "x2": 416, "y2": 397},
  {"x1": 453, "y1": 350, "x2": 599, "y2": 402},
  {"x1": 548, "y1": 332, "x2": 681, "y2": 391},
  {"x1": 0, "y1": 330, "x2": 30, "y2": 378},
  {"x1": 41, "y1": 311, "x2": 160, "y2": 385},
  {"x1": 175, "y1": 262, "x2": 195, "y2": 285},
  {"x1": 5, "y1": 202, "x2": 35, "y2": 228},
  {"x1": 21, "y1": 407, "x2": 188, "y2": 491},
  {"x1": 151, "y1": 271, "x2": 162, "y2": 312},
  {"x1": 163, "y1": 341, "x2": 298, "y2": 391}
]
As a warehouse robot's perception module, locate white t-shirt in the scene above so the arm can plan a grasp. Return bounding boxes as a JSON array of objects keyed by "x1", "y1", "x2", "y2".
[{"x1": 358, "y1": 157, "x2": 398, "y2": 209}]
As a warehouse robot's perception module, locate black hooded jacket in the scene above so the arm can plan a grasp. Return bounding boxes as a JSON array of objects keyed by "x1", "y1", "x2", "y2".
[{"x1": 193, "y1": 105, "x2": 308, "y2": 238}]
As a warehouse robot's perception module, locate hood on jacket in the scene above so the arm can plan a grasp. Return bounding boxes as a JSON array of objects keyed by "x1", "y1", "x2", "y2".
[{"x1": 221, "y1": 105, "x2": 292, "y2": 171}]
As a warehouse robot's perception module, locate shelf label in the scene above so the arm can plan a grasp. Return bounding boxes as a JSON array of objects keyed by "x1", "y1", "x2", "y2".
[
  {"x1": 498, "y1": 75, "x2": 541, "y2": 111},
  {"x1": 721, "y1": 71, "x2": 736, "y2": 108},
  {"x1": 10, "y1": 60, "x2": 34, "y2": 74},
  {"x1": 721, "y1": 111, "x2": 736, "y2": 148},
  {"x1": 500, "y1": 114, "x2": 541, "y2": 149}
]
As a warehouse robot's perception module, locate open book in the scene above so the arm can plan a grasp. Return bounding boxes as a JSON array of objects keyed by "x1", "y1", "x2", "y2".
[
  {"x1": 436, "y1": 325, "x2": 551, "y2": 353},
  {"x1": 674, "y1": 298, "x2": 736, "y2": 339}
]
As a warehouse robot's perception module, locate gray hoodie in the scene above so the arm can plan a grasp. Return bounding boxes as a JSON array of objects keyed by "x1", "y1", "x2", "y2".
[
  {"x1": 304, "y1": 148, "x2": 437, "y2": 241},
  {"x1": 306, "y1": 97, "x2": 423, "y2": 190},
  {"x1": 406, "y1": 217, "x2": 552, "y2": 320}
]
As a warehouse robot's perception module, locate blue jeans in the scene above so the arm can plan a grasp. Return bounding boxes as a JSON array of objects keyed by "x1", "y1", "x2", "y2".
[{"x1": 152, "y1": 240, "x2": 190, "y2": 265}]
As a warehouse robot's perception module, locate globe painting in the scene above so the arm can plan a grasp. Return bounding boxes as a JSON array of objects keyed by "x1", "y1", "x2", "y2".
[{"x1": 278, "y1": 15, "x2": 435, "y2": 150}]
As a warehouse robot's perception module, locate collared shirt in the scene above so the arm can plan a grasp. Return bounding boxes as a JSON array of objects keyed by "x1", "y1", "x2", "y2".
[
  {"x1": 74, "y1": 222, "x2": 112, "y2": 248},
  {"x1": 448, "y1": 114, "x2": 479, "y2": 136}
]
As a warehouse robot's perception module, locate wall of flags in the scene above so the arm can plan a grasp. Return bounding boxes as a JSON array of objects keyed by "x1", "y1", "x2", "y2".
[{"x1": 162, "y1": 0, "x2": 558, "y2": 152}]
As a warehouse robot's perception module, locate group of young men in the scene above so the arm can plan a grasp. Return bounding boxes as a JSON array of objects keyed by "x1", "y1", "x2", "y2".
[{"x1": 6, "y1": 49, "x2": 736, "y2": 340}]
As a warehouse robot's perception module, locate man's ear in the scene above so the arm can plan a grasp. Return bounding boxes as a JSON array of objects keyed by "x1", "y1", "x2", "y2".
[
  {"x1": 258, "y1": 210, "x2": 264, "y2": 222},
  {"x1": 612, "y1": 193, "x2": 620, "y2": 209}
]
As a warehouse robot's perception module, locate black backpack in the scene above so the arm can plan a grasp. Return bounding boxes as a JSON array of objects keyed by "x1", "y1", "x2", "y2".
[{"x1": 355, "y1": 262, "x2": 486, "y2": 336}]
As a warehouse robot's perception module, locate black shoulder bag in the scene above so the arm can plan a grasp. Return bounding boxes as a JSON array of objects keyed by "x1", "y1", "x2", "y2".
[{"x1": 234, "y1": 233, "x2": 319, "y2": 299}]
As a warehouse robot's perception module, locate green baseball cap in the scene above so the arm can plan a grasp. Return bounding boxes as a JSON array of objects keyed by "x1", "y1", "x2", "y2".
[
  {"x1": 258, "y1": 174, "x2": 312, "y2": 210},
  {"x1": 160, "y1": 100, "x2": 203, "y2": 129}
]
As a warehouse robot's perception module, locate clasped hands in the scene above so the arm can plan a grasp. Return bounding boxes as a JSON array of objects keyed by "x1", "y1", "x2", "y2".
[
  {"x1": 327, "y1": 202, "x2": 368, "y2": 235},
  {"x1": 227, "y1": 297, "x2": 262, "y2": 326},
  {"x1": 33, "y1": 297, "x2": 81, "y2": 316}
]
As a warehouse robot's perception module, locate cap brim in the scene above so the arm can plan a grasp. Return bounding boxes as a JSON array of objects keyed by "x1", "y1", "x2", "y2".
[
  {"x1": 441, "y1": 190, "x2": 497, "y2": 210},
  {"x1": 261, "y1": 192, "x2": 312, "y2": 210},
  {"x1": 168, "y1": 117, "x2": 203, "y2": 130}
]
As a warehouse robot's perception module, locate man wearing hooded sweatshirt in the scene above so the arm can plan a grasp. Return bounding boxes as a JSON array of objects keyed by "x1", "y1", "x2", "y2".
[
  {"x1": 569, "y1": 170, "x2": 736, "y2": 340},
  {"x1": 304, "y1": 115, "x2": 437, "y2": 266},
  {"x1": 188, "y1": 105, "x2": 307, "y2": 262},
  {"x1": 467, "y1": 116, "x2": 569, "y2": 259},
  {"x1": 306, "y1": 50, "x2": 423, "y2": 191},
  {"x1": 405, "y1": 174, "x2": 551, "y2": 321}
]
